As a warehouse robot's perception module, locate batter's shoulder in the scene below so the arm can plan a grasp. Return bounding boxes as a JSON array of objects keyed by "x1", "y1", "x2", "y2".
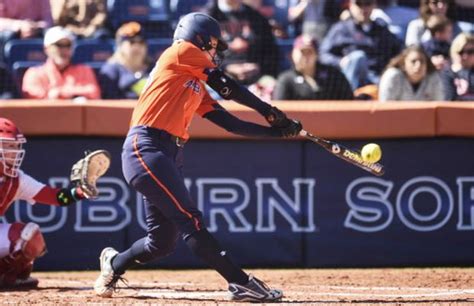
[{"x1": 175, "y1": 41, "x2": 214, "y2": 68}]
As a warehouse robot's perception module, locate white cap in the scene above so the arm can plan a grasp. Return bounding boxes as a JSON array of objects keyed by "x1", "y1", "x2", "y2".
[{"x1": 44, "y1": 26, "x2": 75, "y2": 47}]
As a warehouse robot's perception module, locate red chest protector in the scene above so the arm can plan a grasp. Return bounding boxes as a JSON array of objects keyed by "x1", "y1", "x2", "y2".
[{"x1": 0, "y1": 177, "x2": 20, "y2": 216}]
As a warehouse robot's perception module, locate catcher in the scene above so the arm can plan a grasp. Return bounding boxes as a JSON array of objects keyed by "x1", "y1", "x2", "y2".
[{"x1": 0, "y1": 117, "x2": 110, "y2": 289}]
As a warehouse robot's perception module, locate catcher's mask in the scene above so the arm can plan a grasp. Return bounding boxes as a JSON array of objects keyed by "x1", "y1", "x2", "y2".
[{"x1": 0, "y1": 118, "x2": 26, "y2": 178}]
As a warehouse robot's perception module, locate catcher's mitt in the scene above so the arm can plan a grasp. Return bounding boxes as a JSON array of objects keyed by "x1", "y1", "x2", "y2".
[{"x1": 70, "y1": 150, "x2": 111, "y2": 199}]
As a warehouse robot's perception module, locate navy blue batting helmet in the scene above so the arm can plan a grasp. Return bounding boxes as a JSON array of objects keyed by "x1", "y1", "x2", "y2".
[{"x1": 173, "y1": 12, "x2": 228, "y2": 52}]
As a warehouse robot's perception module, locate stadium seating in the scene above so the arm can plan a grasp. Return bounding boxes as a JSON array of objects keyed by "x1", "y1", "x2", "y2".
[
  {"x1": 147, "y1": 38, "x2": 173, "y2": 60},
  {"x1": 11, "y1": 61, "x2": 42, "y2": 91},
  {"x1": 3, "y1": 39, "x2": 46, "y2": 69},
  {"x1": 276, "y1": 38, "x2": 294, "y2": 72},
  {"x1": 72, "y1": 39, "x2": 115, "y2": 64},
  {"x1": 108, "y1": 0, "x2": 171, "y2": 38},
  {"x1": 397, "y1": 0, "x2": 419, "y2": 8},
  {"x1": 0, "y1": 0, "x2": 471, "y2": 102},
  {"x1": 170, "y1": 0, "x2": 209, "y2": 21}
]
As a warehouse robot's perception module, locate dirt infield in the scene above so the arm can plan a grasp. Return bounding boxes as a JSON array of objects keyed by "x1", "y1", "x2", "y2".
[{"x1": 2, "y1": 268, "x2": 474, "y2": 305}]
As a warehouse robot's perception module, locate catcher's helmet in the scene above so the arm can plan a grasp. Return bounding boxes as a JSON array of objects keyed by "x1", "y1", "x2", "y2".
[
  {"x1": 0, "y1": 118, "x2": 26, "y2": 177},
  {"x1": 173, "y1": 12, "x2": 228, "y2": 52}
]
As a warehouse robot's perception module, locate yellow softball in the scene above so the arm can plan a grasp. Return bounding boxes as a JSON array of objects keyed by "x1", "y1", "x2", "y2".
[{"x1": 361, "y1": 143, "x2": 382, "y2": 163}]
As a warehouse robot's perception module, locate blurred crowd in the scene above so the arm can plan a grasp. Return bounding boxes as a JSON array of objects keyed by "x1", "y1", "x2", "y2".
[{"x1": 0, "y1": 0, "x2": 473, "y2": 101}]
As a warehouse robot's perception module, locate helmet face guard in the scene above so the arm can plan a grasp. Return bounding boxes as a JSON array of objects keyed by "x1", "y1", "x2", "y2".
[
  {"x1": 212, "y1": 49, "x2": 225, "y2": 66},
  {"x1": 0, "y1": 118, "x2": 27, "y2": 178},
  {"x1": 0, "y1": 137, "x2": 26, "y2": 178},
  {"x1": 196, "y1": 33, "x2": 227, "y2": 66},
  {"x1": 212, "y1": 38, "x2": 228, "y2": 67}
]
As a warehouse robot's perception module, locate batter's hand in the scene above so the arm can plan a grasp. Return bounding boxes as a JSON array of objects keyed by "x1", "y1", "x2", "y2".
[
  {"x1": 265, "y1": 106, "x2": 292, "y2": 128},
  {"x1": 278, "y1": 119, "x2": 303, "y2": 138}
]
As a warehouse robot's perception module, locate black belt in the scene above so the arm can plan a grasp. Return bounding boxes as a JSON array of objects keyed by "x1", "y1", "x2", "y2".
[{"x1": 146, "y1": 127, "x2": 187, "y2": 147}]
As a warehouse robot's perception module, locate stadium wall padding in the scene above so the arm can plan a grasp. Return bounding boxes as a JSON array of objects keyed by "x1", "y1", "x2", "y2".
[
  {"x1": 0, "y1": 101, "x2": 473, "y2": 270},
  {"x1": 2, "y1": 100, "x2": 474, "y2": 138}
]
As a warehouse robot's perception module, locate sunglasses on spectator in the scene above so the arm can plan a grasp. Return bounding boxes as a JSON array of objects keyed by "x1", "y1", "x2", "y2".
[
  {"x1": 459, "y1": 48, "x2": 474, "y2": 55},
  {"x1": 355, "y1": 0, "x2": 375, "y2": 7},
  {"x1": 54, "y1": 42, "x2": 72, "y2": 49},
  {"x1": 126, "y1": 37, "x2": 145, "y2": 44}
]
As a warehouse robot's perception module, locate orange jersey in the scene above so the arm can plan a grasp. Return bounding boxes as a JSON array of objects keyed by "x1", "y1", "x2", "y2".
[{"x1": 130, "y1": 41, "x2": 219, "y2": 140}]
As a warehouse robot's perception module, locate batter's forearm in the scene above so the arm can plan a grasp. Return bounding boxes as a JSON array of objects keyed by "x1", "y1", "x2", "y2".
[
  {"x1": 205, "y1": 68, "x2": 272, "y2": 116},
  {"x1": 204, "y1": 110, "x2": 281, "y2": 137},
  {"x1": 34, "y1": 186, "x2": 85, "y2": 206}
]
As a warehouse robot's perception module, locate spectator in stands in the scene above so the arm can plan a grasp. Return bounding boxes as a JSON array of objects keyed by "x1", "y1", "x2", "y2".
[
  {"x1": 273, "y1": 34, "x2": 353, "y2": 100},
  {"x1": 320, "y1": 0, "x2": 402, "y2": 91},
  {"x1": 242, "y1": 0, "x2": 288, "y2": 38},
  {"x1": 288, "y1": 0, "x2": 344, "y2": 41},
  {"x1": 0, "y1": 63, "x2": 17, "y2": 99},
  {"x1": 99, "y1": 22, "x2": 153, "y2": 99},
  {"x1": 248, "y1": 75, "x2": 277, "y2": 101},
  {"x1": 405, "y1": 0, "x2": 468, "y2": 46},
  {"x1": 371, "y1": 0, "x2": 419, "y2": 41},
  {"x1": 22, "y1": 26, "x2": 101, "y2": 100},
  {"x1": 379, "y1": 45, "x2": 444, "y2": 101},
  {"x1": 441, "y1": 33, "x2": 474, "y2": 100},
  {"x1": 0, "y1": 0, "x2": 52, "y2": 61},
  {"x1": 421, "y1": 14, "x2": 452, "y2": 70},
  {"x1": 204, "y1": 0, "x2": 279, "y2": 85},
  {"x1": 50, "y1": 0, "x2": 110, "y2": 40},
  {"x1": 242, "y1": 0, "x2": 274, "y2": 17}
]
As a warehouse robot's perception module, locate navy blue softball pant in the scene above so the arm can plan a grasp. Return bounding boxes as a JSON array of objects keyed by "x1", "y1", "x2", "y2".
[{"x1": 121, "y1": 125, "x2": 203, "y2": 263}]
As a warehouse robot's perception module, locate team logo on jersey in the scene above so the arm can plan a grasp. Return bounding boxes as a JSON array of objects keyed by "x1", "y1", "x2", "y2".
[
  {"x1": 220, "y1": 87, "x2": 231, "y2": 97},
  {"x1": 184, "y1": 80, "x2": 201, "y2": 94}
]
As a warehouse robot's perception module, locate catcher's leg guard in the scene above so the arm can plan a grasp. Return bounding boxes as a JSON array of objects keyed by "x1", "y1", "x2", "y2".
[
  {"x1": 0, "y1": 222, "x2": 46, "y2": 288},
  {"x1": 9, "y1": 222, "x2": 47, "y2": 260}
]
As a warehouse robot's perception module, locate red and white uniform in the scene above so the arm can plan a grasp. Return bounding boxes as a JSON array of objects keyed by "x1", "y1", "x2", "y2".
[
  {"x1": 0, "y1": 170, "x2": 45, "y2": 215},
  {"x1": 0, "y1": 117, "x2": 59, "y2": 288},
  {"x1": 0, "y1": 171, "x2": 45, "y2": 258}
]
